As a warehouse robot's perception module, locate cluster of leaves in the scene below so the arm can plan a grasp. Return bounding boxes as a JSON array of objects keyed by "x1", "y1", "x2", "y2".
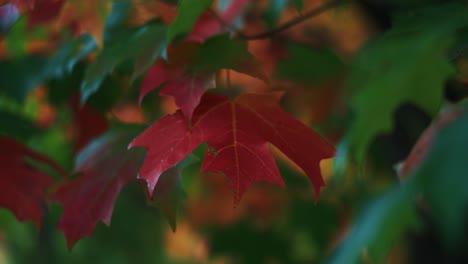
[{"x1": 1, "y1": 0, "x2": 468, "y2": 263}]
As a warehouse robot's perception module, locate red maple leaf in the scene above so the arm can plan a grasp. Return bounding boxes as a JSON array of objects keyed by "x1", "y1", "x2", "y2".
[
  {"x1": 140, "y1": 58, "x2": 215, "y2": 122},
  {"x1": 50, "y1": 130, "x2": 143, "y2": 249},
  {"x1": 129, "y1": 92, "x2": 335, "y2": 204},
  {"x1": 69, "y1": 95, "x2": 109, "y2": 152},
  {"x1": 187, "y1": 0, "x2": 251, "y2": 43},
  {"x1": 143, "y1": 155, "x2": 197, "y2": 231},
  {"x1": 139, "y1": 0, "x2": 256, "y2": 121},
  {"x1": 140, "y1": 35, "x2": 266, "y2": 122},
  {"x1": 0, "y1": 137, "x2": 65, "y2": 228}
]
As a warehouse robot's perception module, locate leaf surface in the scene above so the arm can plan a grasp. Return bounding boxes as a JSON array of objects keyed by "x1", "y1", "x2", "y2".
[
  {"x1": 130, "y1": 92, "x2": 335, "y2": 203},
  {"x1": 187, "y1": 0, "x2": 251, "y2": 43},
  {"x1": 50, "y1": 127, "x2": 144, "y2": 249},
  {"x1": 328, "y1": 180, "x2": 419, "y2": 264},
  {"x1": 400, "y1": 102, "x2": 468, "y2": 243},
  {"x1": 140, "y1": 35, "x2": 265, "y2": 121},
  {"x1": 140, "y1": 58, "x2": 215, "y2": 122},
  {"x1": 275, "y1": 43, "x2": 344, "y2": 84},
  {"x1": 68, "y1": 95, "x2": 109, "y2": 152},
  {"x1": 0, "y1": 137, "x2": 64, "y2": 228},
  {"x1": 0, "y1": 35, "x2": 96, "y2": 102},
  {"x1": 345, "y1": 5, "x2": 468, "y2": 160},
  {"x1": 167, "y1": 0, "x2": 213, "y2": 43},
  {"x1": 80, "y1": 21, "x2": 166, "y2": 103},
  {"x1": 146, "y1": 155, "x2": 197, "y2": 231},
  {"x1": 193, "y1": 34, "x2": 266, "y2": 81}
]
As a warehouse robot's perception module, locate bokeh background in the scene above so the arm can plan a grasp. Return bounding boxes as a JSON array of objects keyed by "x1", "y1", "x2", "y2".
[{"x1": 2, "y1": 0, "x2": 468, "y2": 263}]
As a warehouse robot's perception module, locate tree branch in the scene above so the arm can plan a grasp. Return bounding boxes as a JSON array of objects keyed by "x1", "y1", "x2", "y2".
[
  {"x1": 210, "y1": 0, "x2": 341, "y2": 41},
  {"x1": 242, "y1": 0, "x2": 340, "y2": 40}
]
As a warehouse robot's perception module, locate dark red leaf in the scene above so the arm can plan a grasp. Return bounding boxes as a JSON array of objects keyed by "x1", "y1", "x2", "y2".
[
  {"x1": 69, "y1": 95, "x2": 109, "y2": 152},
  {"x1": 187, "y1": 0, "x2": 251, "y2": 43},
  {"x1": 140, "y1": 59, "x2": 215, "y2": 121},
  {"x1": 26, "y1": 0, "x2": 64, "y2": 28},
  {"x1": 50, "y1": 129, "x2": 143, "y2": 249},
  {"x1": 0, "y1": 137, "x2": 64, "y2": 228},
  {"x1": 130, "y1": 92, "x2": 335, "y2": 204}
]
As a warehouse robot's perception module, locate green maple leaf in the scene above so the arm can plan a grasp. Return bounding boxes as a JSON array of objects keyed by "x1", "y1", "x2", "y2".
[
  {"x1": 81, "y1": 21, "x2": 166, "y2": 103},
  {"x1": 328, "y1": 179, "x2": 419, "y2": 264},
  {"x1": 167, "y1": 0, "x2": 214, "y2": 43},
  {"x1": 410, "y1": 102, "x2": 468, "y2": 244},
  {"x1": 345, "y1": 4, "x2": 468, "y2": 161}
]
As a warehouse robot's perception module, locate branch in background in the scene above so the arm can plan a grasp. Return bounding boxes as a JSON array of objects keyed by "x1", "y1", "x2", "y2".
[{"x1": 210, "y1": 0, "x2": 340, "y2": 40}]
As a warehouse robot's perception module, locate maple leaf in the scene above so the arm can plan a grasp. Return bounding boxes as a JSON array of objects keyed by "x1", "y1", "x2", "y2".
[
  {"x1": 0, "y1": 137, "x2": 65, "y2": 229},
  {"x1": 50, "y1": 127, "x2": 144, "y2": 249},
  {"x1": 130, "y1": 92, "x2": 335, "y2": 204},
  {"x1": 80, "y1": 21, "x2": 166, "y2": 103},
  {"x1": 329, "y1": 179, "x2": 419, "y2": 264},
  {"x1": 68, "y1": 95, "x2": 109, "y2": 152},
  {"x1": 397, "y1": 106, "x2": 466, "y2": 179},
  {"x1": 145, "y1": 155, "x2": 197, "y2": 231},
  {"x1": 140, "y1": 34, "x2": 266, "y2": 121},
  {"x1": 187, "y1": 0, "x2": 251, "y2": 43},
  {"x1": 275, "y1": 43, "x2": 345, "y2": 84},
  {"x1": 140, "y1": 58, "x2": 216, "y2": 122},
  {"x1": 345, "y1": 4, "x2": 468, "y2": 161},
  {"x1": 167, "y1": 0, "x2": 213, "y2": 43},
  {"x1": 395, "y1": 102, "x2": 468, "y2": 243}
]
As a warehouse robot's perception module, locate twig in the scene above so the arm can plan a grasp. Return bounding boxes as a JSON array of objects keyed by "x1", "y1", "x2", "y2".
[
  {"x1": 242, "y1": 0, "x2": 340, "y2": 40},
  {"x1": 207, "y1": 8, "x2": 249, "y2": 39},
  {"x1": 209, "y1": 0, "x2": 340, "y2": 41}
]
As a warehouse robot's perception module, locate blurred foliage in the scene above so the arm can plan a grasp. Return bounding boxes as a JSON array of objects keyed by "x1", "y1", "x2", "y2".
[{"x1": 2, "y1": 0, "x2": 468, "y2": 263}]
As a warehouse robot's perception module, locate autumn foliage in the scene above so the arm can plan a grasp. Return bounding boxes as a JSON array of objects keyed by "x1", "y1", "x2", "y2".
[{"x1": 1, "y1": 0, "x2": 468, "y2": 263}]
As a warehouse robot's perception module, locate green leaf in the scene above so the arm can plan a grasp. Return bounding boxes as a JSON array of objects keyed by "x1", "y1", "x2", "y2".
[
  {"x1": 345, "y1": 4, "x2": 468, "y2": 161},
  {"x1": 192, "y1": 34, "x2": 265, "y2": 80},
  {"x1": 328, "y1": 180, "x2": 420, "y2": 264},
  {"x1": 80, "y1": 22, "x2": 167, "y2": 103},
  {"x1": 0, "y1": 56, "x2": 47, "y2": 102},
  {"x1": 132, "y1": 26, "x2": 167, "y2": 81},
  {"x1": 167, "y1": 0, "x2": 214, "y2": 43},
  {"x1": 411, "y1": 103, "x2": 468, "y2": 244},
  {"x1": 104, "y1": 0, "x2": 132, "y2": 32},
  {"x1": 46, "y1": 35, "x2": 97, "y2": 78},
  {"x1": 148, "y1": 154, "x2": 198, "y2": 231},
  {"x1": 193, "y1": 34, "x2": 251, "y2": 70},
  {"x1": 275, "y1": 43, "x2": 344, "y2": 84},
  {"x1": 264, "y1": 0, "x2": 288, "y2": 29},
  {"x1": 0, "y1": 35, "x2": 96, "y2": 102},
  {"x1": 0, "y1": 110, "x2": 40, "y2": 140}
]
